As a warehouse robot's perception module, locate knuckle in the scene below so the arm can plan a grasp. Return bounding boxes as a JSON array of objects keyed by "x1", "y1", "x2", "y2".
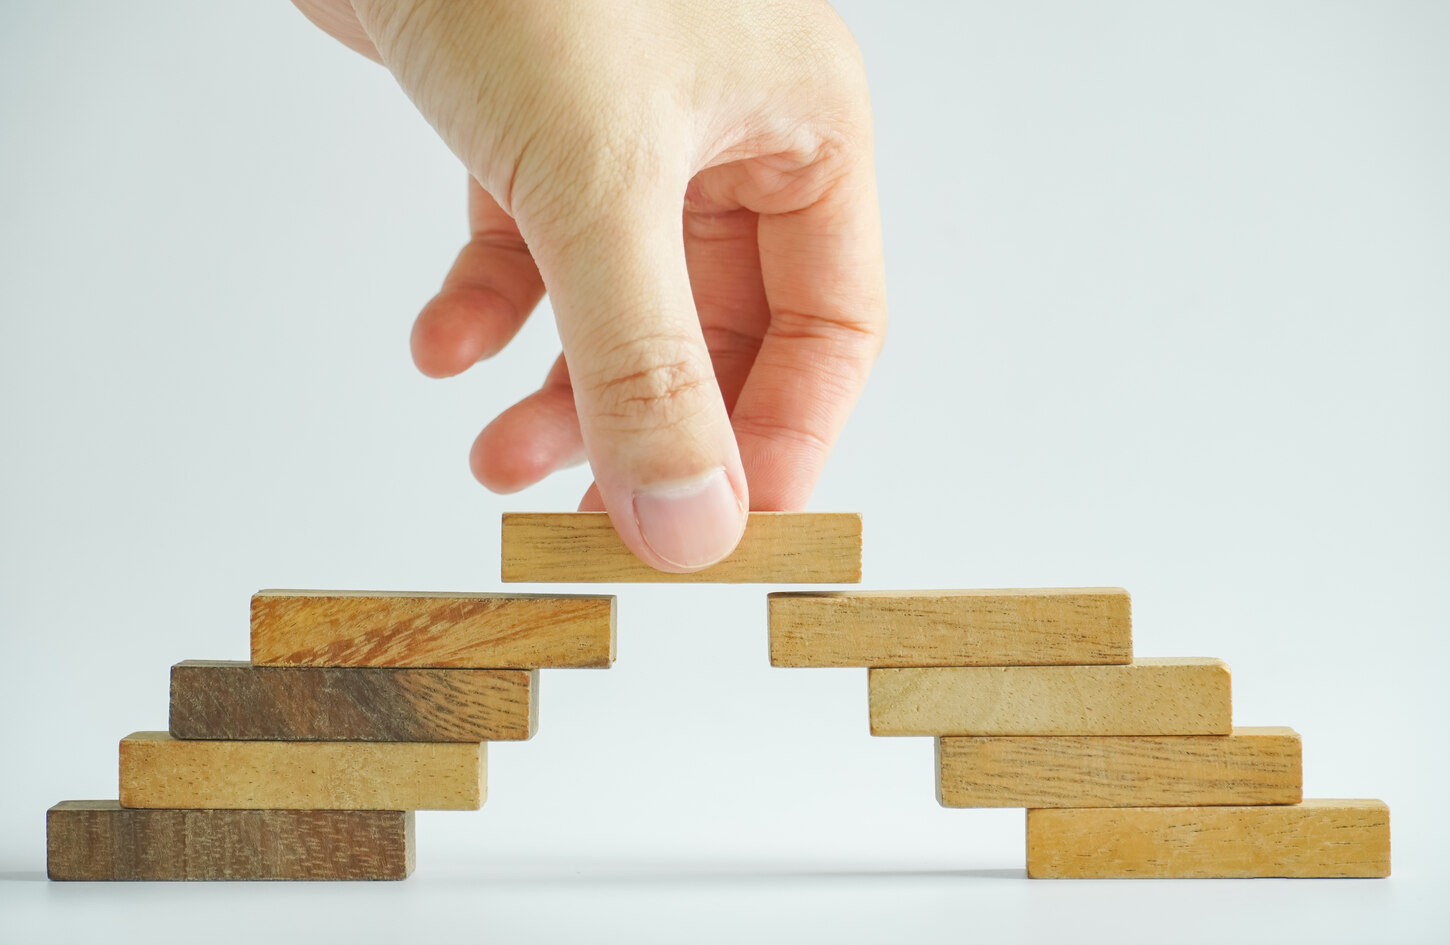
[
  {"x1": 578, "y1": 334, "x2": 715, "y2": 433},
  {"x1": 771, "y1": 306, "x2": 886, "y2": 361},
  {"x1": 732, "y1": 413, "x2": 834, "y2": 456}
]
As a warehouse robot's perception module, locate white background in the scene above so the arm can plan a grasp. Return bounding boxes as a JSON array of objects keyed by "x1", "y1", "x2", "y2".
[{"x1": 2, "y1": 2, "x2": 1446, "y2": 942}]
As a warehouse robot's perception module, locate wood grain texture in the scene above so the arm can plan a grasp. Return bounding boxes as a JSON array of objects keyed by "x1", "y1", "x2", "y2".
[
  {"x1": 1026, "y1": 800, "x2": 1391, "y2": 878},
  {"x1": 119, "y1": 732, "x2": 484, "y2": 810},
  {"x1": 47, "y1": 801, "x2": 414, "y2": 881},
  {"x1": 937, "y1": 727, "x2": 1301, "y2": 808},
  {"x1": 500, "y1": 512, "x2": 862, "y2": 583},
  {"x1": 769, "y1": 588, "x2": 1131, "y2": 667},
  {"x1": 169, "y1": 661, "x2": 537, "y2": 742},
  {"x1": 250, "y1": 590, "x2": 614, "y2": 668},
  {"x1": 869, "y1": 658, "x2": 1232, "y2": 736}
]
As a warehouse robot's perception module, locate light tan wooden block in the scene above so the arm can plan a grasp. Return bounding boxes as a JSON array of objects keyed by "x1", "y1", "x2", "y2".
[
  {"x1": 119, "y1": 732, "x2": 484, "y2": 811},
  {"x1": 250, "y1": 590, "x2": 614, "y2": 668},
  {"x1": 500, "y1": 512, "x2": 861, "y2": 583},
  {"x1": 1026, "y1": 800, "x2": 1391, "y2": 878},
  {"x1": 937, "y1": 727, "x2": 1301, "y2": 808},
  {"x1": 869, "y1": 658, "x2": 1232, "y2": 736},
  {"x1": 770, "y1": 588, "x2": 1131, "y2": 667}
]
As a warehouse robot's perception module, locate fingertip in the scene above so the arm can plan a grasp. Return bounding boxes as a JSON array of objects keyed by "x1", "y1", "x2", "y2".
[
  {"x1": 469, "y1": 426, "x2": 548, "y2": 494},
  {"x1": 469, "y1": 381, "x2": 586, "y2": 493},
  {"x1": 578, "y1": 482, "x2": 604, "y2": 511},
  {"x1": 410, "y1": 288, "x2": 514, "y2": 378}
]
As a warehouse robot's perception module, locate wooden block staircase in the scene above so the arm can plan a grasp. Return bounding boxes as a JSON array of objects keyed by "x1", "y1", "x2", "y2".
[
  {"x1": 48, "y1": 588, "x2": 617, "y2": 880},
  {"x1": 47, "y1": 513, "x2": 1388, "y2": 880},
  {"x1": 769, "y1": 585, "x2": 1390, "y2": 878}
]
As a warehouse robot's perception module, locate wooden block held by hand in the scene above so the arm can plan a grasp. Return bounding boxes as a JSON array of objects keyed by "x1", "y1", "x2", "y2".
[
  {"x1": 250, "y1": 590, "x2": 615, "y2": 668},
  {"x1": 47, "y1": 801, "x2": 414, "y2": 881},
  {"x1": 869, "y1": 658, "x2": 1232, "y2": 736},
  {"x1": 770, "y1": 588, "x2": 1132, "y2": 667},
  {"x1": 119, "y1": 732, "x2": 484, "y2": 811},
  {"x1": 937, "y1": 727, "x2": 1301, "y2": 808},
  {"x1": 1026, "y1": 800, "x2": 1391, "y2": 878},
  {"x1": 500, "y1": 512, "x2": 862, "y2": 583},
  {"x1": 169, "y1": 661, "x2": 538, "y2": 742}
]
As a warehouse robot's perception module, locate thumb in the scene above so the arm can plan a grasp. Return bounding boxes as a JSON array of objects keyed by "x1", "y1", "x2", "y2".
[{"x1": 522, "y1": 183, "x2": 749, "y2": 573}]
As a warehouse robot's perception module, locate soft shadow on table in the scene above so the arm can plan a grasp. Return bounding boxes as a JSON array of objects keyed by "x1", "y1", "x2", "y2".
[
  {"x1": 440, "y1": 861, "x2": 1025, "y2": 888},
  {"x1": 0, "y1": 871, "x2": 48, "y2": 883}
]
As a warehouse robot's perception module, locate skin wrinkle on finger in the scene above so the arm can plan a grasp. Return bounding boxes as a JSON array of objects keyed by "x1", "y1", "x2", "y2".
[
  {"x1": 581, "y1": 359, "x2": 715, "y2": 437},
  {"x1": 732, "y1": 412, "x2": 834, "y2": 456}
]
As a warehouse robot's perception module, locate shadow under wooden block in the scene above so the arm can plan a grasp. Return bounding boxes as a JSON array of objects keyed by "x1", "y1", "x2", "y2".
[
  {"x1": 1026, "y1": 800, "x2": 1391, "y2": 878},
  {"x1": 500, "y1": 512, "x2": 862, "y2": 583},
  {"x1": 770, "y1": 588, "x2": 1132, "y2": 667},
  {"x1": 937, "y1": 727, "x2": 1302, "y2": 808},
  {"x1": 48, "y1": 801, "x2": 414, "y2": 881},
  {"x1": 119, "y1": 733, "x2": 484, "y2": 810},
  {"x1": 170, "y1": 661, "x2": 538, "y2": 741},
  {"x1": 869, "y1": 658, "x2": 1232, "y2": 736},
  {"x1": 250, "y1": 590, "x2": 615, "y2": 668}
]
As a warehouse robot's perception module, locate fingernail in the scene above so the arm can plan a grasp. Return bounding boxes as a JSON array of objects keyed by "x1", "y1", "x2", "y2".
[{"x1": 633, "y1": 467, "x2": 746, "y2": 571}]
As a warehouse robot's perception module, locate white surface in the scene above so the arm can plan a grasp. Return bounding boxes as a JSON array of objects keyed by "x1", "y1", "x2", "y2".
[{"x1": 1, "y1": 2, "x2": 1446, "y2": 942}]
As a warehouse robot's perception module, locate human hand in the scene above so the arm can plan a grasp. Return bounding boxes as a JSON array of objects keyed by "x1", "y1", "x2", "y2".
[{"x1": 292, "y1": 0, "x2": 887, "y2": 572}]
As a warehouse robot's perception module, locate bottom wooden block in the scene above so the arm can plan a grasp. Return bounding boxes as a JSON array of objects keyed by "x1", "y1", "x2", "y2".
[
  {"x1": 1026, "y1": 800, "x2": 1390, "y2": 878},
  {"x1": 47, "y1": 801, "x2": 414, "y2": 881}
]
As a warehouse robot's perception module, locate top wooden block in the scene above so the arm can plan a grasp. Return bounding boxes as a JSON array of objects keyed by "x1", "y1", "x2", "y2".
[
  {"x1": 250, "y1": 590, "x2": 615, "y2": 668},
  {"x1": 500, "y1": 512, "x2": 862, "y2": 583},
  {"x1": 769, "y1": 588, "x2": 1132, "y2": 667}
]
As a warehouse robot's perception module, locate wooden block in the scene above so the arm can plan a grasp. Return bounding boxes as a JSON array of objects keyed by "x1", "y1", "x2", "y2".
[
  {"x1": 869, "y1": 658, "x2": 1232, "y2": 736},
  {"x1": 937, "y1": 727, "x2": 1301, "y2": 808},
  {"x1": 47, "y1": 801, "x2": 414, "y2": 881},
  {"x1": 119, "y1": 732, "x2": 483, "y2": 810},
  {"x1": 500, "y1": 512, "x2": 862, "y2": 583},
  {"x1": 769, "y1": 588, "x2": 1131, "y2": 667},
  {"x1": 1026, "y1": 800, "x2": 1391, "y2": 878},
  {"x1": 250, "y1": 590, "x2": 614, "y2": 668},
  {"x1": 169, "y1": 661, "x2": 537, "y2": 742}
]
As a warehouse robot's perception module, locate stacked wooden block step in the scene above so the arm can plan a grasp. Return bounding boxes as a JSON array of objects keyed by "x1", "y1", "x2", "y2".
[
  {"x1": 47, "y1": 590, "x2": 616, "y2": 880},
  {"x1": 769, "y1": 587, "x2": 1391, "y2": 878}
]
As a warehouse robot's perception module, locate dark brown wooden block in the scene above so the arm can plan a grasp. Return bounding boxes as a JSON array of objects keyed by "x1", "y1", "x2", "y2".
[
  {"x1": 169, "y1": 660, "x2": 537, "y2": 741},
  {"x1": 47, "y1": 801, "x2": 414, "y2": 881}
]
